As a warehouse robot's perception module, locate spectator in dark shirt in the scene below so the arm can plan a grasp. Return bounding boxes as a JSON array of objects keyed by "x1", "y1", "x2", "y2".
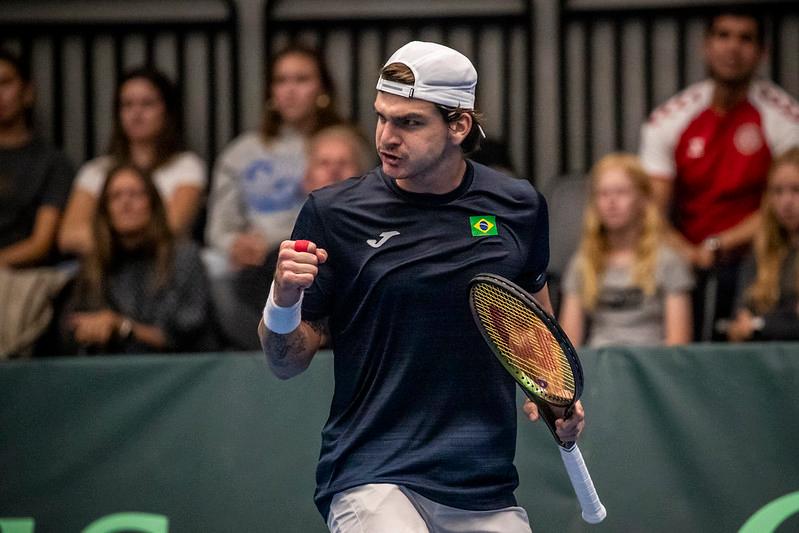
[
  {"x1": 728, "y1": 147, "x2": 799, "y2": 341},
  {"x1": 61, "y1": 164, "x2": 216, "y2": 354},
  {"x1": 0, "y1": 48, "x2": 73, "y2": 267}
]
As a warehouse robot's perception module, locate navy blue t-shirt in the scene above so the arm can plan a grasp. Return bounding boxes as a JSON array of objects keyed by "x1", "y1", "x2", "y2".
[{"x1": 291, "y1": 161, "x2": 549, "y2": 519}]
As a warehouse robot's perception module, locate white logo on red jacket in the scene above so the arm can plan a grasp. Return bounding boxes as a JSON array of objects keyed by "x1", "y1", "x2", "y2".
[
  {"x1": 734, "y1": 123, "x2": 763, "y2": 155},
  {"x1": 687, "y1": 137, "x2": 706, "y2": 159}
]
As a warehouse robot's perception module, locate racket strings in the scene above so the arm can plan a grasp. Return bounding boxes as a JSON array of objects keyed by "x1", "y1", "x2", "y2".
[{"x1": 472, "y1": 284, "x2": 575, "y2": 403}]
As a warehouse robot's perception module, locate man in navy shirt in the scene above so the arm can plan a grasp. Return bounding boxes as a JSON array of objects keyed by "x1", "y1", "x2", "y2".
[{"x1": 259, "y1": 41, "x2": 586, "y2": 532}]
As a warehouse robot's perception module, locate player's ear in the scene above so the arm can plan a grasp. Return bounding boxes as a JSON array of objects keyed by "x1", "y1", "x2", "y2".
[{"x1": 448, "y1": 112, "x2": 472, "y2": 145}]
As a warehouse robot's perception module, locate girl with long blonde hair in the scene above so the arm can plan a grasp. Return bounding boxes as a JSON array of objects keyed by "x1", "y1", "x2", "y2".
[
  {"x1": 728, "y1": 147, "x2": 799, "y2": 341},
  {"x1": 559, "y1": 153, "x2": 693, "y2": 347}
]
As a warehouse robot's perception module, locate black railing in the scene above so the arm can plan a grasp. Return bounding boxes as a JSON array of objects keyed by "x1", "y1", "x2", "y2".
[
  {"x1": 557, "y1": 1, "x2": 799, "y2": 175},
  {"x1": 0, "y1": 1, "x2": 241, "y2": 165},
  {"x1": 264, "y1": 3, "x2": 536, "y2": 180}
]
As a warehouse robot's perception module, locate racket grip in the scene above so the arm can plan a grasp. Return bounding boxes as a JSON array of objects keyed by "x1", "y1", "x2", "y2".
[{"x1": 559, "y1": 444, "x2": 607, "y2": 524}]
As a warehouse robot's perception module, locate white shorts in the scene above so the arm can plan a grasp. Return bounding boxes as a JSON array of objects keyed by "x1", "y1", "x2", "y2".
[{"x1": 327, "y1": 483, "x2": 532, "y2": 533}]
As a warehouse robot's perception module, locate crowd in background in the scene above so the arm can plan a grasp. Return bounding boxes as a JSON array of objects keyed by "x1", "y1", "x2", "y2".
[
  {"x1": 1, "y1": 44, "x2": 373, "y2": 356},
  {"x1": 1, "y1": 6, "x2": 798, "y2": 358}
]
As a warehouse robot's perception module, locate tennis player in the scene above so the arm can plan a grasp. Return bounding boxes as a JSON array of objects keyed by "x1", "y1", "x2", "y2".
[{"x1": 259, "y1": 41, "x2": 585, "y2": 532}]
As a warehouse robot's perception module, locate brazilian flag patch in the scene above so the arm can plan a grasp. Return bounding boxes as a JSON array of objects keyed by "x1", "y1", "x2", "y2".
[{"x1": 470, "y1": 215, "x2": 498, "y2": 236}]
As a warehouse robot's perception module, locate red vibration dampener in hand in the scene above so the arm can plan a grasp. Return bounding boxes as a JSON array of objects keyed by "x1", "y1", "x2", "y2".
[{"x1": 294, "y1": 240, "x2": 311, "y2": 253}]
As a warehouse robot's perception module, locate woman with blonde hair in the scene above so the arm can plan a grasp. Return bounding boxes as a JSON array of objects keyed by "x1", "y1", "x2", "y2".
[
  {"x1": 727, "y1": 147, "x2": 799, "y2": 342},
  {"x1": 559, "y1": 153, "x2": 693, "y2": 348}
]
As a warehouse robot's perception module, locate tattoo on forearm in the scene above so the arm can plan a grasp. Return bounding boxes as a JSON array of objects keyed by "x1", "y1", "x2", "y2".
[
  {"x1": 264, "y1": 318, "x2": 328, "y2": 366},
  {"x1": 265, "y1": 330, "x2": 303, "y2": 363}
]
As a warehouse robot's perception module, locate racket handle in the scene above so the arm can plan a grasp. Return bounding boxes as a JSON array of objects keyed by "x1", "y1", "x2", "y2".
[{"x1": 559, "y1": 444, "x2": 607, "y2": 524}]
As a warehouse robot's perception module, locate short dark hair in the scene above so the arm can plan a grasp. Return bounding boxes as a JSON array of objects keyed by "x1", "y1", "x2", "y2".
[
  {"x1": 0, "y1": 48, "x2": 31, "y2": 83},
  {"x1": 435, "y1": 105, "x2": 484, "y2": 155},
  {"x1": 379, "y1": 62, "x2": 484, "y2": 154},
  {"x1": 706, "y1": 6, "x2": 766, "y2": 47},
  {"x1": 0, "y1": 48, "x2": 34, "y2": 127}
]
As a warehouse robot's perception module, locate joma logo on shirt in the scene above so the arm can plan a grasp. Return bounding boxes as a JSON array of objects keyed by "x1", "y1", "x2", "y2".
[{"x1": 367, "y1": 231, "x2": 400, "y2": 248}]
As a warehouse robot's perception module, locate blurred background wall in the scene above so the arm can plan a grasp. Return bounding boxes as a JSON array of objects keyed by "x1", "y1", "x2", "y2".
[{"x1": 1, "y1": 0, "x2": 797, "y2": 191}]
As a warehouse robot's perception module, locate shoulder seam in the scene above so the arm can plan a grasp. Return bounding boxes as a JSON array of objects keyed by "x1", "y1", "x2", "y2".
[
  {"x1": 752, "y1": 81, "x2": 799, "y2": 122},
  {"x1": 648, "y1": 81, "x2": 710, "y2": 124}
]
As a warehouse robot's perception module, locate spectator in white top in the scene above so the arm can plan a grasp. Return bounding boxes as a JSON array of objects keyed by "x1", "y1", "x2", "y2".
[
  {"x1": 58, "y1": 67, "x2": 205, "y2": 256},
  {"x1": 215, "y1": 124, "x2": 372, "y2": 350},
  {"x1": 205, "y1": 44, "x2": 341, "y2": 268}
]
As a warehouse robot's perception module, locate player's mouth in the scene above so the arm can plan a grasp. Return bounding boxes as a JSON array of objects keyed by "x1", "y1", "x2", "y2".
[{"x1": 379, "y1": 151, "x2": 402, "y2": 165}]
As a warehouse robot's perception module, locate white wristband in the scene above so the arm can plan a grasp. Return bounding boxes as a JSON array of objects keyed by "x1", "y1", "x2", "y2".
[{"x1": 263, "y1": 281, "x2": 303, "y2": 334}]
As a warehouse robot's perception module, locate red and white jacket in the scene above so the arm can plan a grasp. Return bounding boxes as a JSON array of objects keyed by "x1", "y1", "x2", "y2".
[{"x1": 640, "y1": 79, "x2": 799, "y2": 244}]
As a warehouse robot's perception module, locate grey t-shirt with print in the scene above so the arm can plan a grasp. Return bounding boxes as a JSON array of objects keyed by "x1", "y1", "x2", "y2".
[{"x1": 563, "y1": 245, "x2": 694, "y2": 347}]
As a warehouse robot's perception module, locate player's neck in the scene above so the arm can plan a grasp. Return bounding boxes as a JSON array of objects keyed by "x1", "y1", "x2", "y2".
[
  {"x1": 0, "y1": 120, "x2": 32, "y2": 148},
  {"x1": 711, "y1": 80, "x2": 751, "y2": 113},
  {"x1": 396, "y1": 152, "x2": 466, "y2": 195}
]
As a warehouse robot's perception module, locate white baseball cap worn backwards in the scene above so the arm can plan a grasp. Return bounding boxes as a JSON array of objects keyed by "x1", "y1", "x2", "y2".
[{"x1": 376, "y1": 41, "x2": 478, "y2": 110}]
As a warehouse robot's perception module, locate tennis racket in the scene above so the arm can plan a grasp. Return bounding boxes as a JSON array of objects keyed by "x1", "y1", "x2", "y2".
[{"x1": 468, "y1": 273, "x2": 607, "y2": 524}]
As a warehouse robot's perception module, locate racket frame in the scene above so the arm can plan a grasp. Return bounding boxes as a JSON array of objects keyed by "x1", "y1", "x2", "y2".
[
  {"x1": 469, "y1": 273, "x2": 607, "y2": 524},
  {"x1": 468, "y1": 273, "x2": 584, "y2": 448}
]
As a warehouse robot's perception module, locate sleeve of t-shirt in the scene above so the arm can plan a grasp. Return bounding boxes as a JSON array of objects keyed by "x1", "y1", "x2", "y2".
[
  {"x1": 291, "y1": 195, "x2": 334, "y2": 321},
  {"x1": 639, "y1": 119, "x2": 676, "y2": 179},
  {"x1": 74, "y1": 157, "x2": 110, "y2": 197},
  {"x1": 518, "y1": 190, "x2": 550, "y2": 294},
  {"x1": 660, "y1": 245, "x2": 695, "y2": 293},
  {"x1": 166, "y1": 152, "x2": 207, "y2": 189},
  {"x1": 205, "y1": 145, "x2": 248, "y2": 253},
  {"x1": 753, "y1": 83, "x2": 799, "y2": 157},
  {"x1": 41, "y1": 150, "x2": 75, "y2": 209},
  {"x1": 767, "y1": 118, "x2": 799, "y2": 158}
]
